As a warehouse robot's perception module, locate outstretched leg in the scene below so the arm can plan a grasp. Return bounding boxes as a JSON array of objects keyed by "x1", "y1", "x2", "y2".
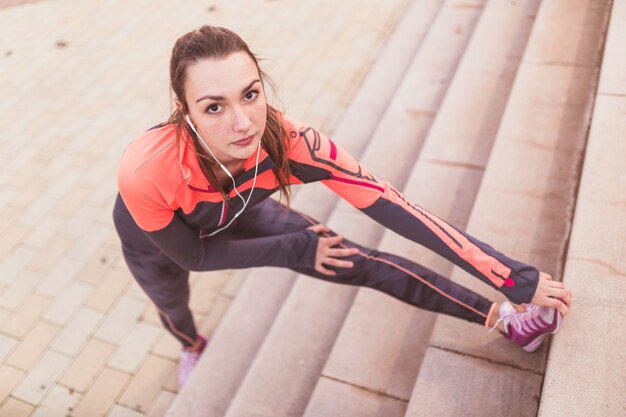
[
  {"x1": 295, "y1": 234, "x2": 497, "y2": 327},
  {"x1": 235, "y1": 198, "x2": 498, "y2": 327}
]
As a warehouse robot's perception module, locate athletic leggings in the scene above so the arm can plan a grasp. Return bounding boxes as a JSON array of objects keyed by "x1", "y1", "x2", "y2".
[{"x1": 114, "y1": 194, "x2": 495, "y2": 347}]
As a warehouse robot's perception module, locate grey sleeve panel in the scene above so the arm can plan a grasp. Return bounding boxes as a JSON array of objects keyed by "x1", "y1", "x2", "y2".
[
  {"x1": 361, "y1": 198, "x2": 540, "y2": 304},
  {"x1": 144, "y1": 212, "x2": 320, "y2": 272}
]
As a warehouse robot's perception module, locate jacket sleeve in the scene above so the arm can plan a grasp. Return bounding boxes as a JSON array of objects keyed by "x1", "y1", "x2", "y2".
[{"x1": 286, "y1": 121, "x2": 539, "y2": 304}]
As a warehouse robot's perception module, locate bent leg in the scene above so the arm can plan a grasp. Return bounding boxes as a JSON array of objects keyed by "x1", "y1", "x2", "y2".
[
  {"x1": 114, "y1": 193, "x2": 197, "y2": 347},
  {"x1": 232, "y1": 198, "x2": 318, "y2": 237}
]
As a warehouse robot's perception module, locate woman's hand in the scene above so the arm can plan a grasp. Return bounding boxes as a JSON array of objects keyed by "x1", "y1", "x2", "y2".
[
  {"x1": 513, "y1": 272, "x2": 573, "y2": 317},
  {"x1": 307, "y1": 224, "x2": 359, "y2": 276}
]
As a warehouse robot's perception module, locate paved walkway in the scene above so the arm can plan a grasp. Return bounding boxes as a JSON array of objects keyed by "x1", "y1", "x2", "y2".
[{"x1": 0, "y1": 0, "x2": 413, "y2": 416}]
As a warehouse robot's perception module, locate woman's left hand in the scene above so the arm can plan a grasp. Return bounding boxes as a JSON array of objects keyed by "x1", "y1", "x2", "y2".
[{"x1": 307, "y1": 224, "x2": 359, "y2": 276}]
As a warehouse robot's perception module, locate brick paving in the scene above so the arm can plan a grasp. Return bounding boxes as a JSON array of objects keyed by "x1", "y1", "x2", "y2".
[
  {"x1": 0, "y1": 0, "x2": 411, "y2": 415},
  {"x1": 0, "y1": 0, "x2": 48, "y2": 10}
]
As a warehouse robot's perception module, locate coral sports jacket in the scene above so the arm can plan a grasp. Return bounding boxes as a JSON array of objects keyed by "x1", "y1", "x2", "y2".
[{"x1": 117, "y1": 115, "x2": 539, "y2": 304}]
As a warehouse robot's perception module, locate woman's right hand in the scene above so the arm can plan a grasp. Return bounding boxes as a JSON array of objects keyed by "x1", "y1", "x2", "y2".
[
  {"x1": 307, "y1": 224, "x2": 359, "y2": 276},
  {"x1": 514, "y1": 271, "x2": 573, "y2": 317}
]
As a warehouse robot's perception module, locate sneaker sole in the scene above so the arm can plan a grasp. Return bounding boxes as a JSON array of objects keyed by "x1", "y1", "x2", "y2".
[{"x1": 522, "y1": 309, "x2": 562, "y2": 353}]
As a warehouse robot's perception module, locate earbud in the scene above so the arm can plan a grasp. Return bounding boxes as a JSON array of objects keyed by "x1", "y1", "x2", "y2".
[{"x1": 184, "y1": 114, "x2": 195, "y2": 129}]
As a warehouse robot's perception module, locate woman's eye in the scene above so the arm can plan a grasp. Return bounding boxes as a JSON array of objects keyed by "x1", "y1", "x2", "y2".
[
  {"x1": 206, "y1": 104, "x2": 222, "y2": 114},
  {"x1": 244, "y1": 90, "x2": 258, "y2": 101}
]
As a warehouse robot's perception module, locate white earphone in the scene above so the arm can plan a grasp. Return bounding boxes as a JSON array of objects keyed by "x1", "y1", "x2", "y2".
[{"x1": 185, "y1": 114, "x2": 261, "y2": 236}]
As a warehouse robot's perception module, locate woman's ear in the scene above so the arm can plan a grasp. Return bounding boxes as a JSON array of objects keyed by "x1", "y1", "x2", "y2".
[{"x1": 175, "y1": 99, "x2": 184, "y2": 113}]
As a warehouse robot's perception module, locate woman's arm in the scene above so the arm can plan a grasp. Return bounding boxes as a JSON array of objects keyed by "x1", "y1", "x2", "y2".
[{"x1": 285, "y1": 120, "x2": 542, "y2": 305}]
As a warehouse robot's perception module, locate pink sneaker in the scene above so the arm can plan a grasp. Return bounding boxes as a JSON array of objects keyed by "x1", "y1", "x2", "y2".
[
  {"x1": 490, "y1": 302, "x2": 562, "y2": 352},
  {"x1": 178, "y1": 335, "x2": 207, "y2": 388}
]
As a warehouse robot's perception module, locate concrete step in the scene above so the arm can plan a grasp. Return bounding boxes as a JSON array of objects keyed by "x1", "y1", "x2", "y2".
[
  {"x1": 405, "y1": 1, "x2": 612, "y2": 416},
  {"x1": 301, "y1": 0, "x2": 541, "y2": 415},
  {"x1": 165, "y1": 1, "x2": 442, "y2": 415},
  {"x1": 223, "y1": 1, "x2": 489, "y2": 416},
  {"x1": 538, "y1": 0, "x2": 626, "y2": 415}
]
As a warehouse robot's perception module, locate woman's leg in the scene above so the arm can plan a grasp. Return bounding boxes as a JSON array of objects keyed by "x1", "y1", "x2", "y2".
[
  {"x1": 300, "y1": 237, "x2": 497, "y2": 326},
  {"x1": 235, "y1": 199, "x2": 498, "y2": 327},
  {"x1": 113, "y1": 193, "x2": 198, "y2": 348}
]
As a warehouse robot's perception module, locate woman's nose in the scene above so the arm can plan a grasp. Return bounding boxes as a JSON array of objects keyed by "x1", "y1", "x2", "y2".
[{"x1": 232, "y1": 105, "x2": 252, "y2": 132}]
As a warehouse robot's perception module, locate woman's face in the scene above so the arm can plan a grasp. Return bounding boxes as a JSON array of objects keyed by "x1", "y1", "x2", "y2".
[{"x1": 181, "y1": 51, "x2": 267, "y2": 167}]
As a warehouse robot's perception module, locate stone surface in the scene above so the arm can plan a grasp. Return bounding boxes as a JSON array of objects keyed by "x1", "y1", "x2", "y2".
[
  {"x1": 85, "y1": 268, "x2": 130, "y2": 312},
  {"x1": 107, "y1": 322, "x2": 162, "y2": 373},
  {"x1": 303, "y1": 377, "x2": 408, "y2": 417},
  {"x1": 538, "y1": 92, "x2": 626, "y2": 417},
  {"x1": 166, "y1": 267, "x2": 301, "y2": 417},
  {"x1": 523, "y1": 0, "x2": 611, "y2": 67},
  {"x1": 352, "y1": 0, "x2": 485, "y2": 191},
  {"x1": 223, "y1": 279, "x2": 356, "y2": 417},
  {"x1": 94, "y1": 295, "x2": 146, "y2": 345},
  {"x1": 539, "y1": 297, "x2": 626, "y2": 417},
  {"x1": 1, "y1": 293, "x2": 51, "y2": 338},
  {"x1": 0, "y1": 270, "x2": 42, "y2": 311},
  {"x1": 107, "y1": 405, "x2": 145, "y2": 417},
  {"x1": 321, "y1": 296, "x2": 436, "y2": 401},
  {"x1": 147, "y1": 390, "x2": 177, "y2": 417},
  {"x1": 405, "y1": 348, "x2": 543, "y2": 417},
  {"x1": 6, "y1": 322, "x2": 60, "y2": 371},
  {"x1": 118, "y1": 355, "x2": 177, "y2": 414},
  {"x1": 562, "y1": 95, "x2": 626, "y2": 269},
  {"x1": 58, "y1": 338, "x2": 116, "y2": 393},
  {"x1": 70, "y1": 368, "x2": 129, "y2": 417},
  {"x1": 0, "y1": 398, "x2": 33, "y2": 417},
  {"x1": 41, "y1": 281, "x2": 93, "y2": 326},
  {"x1": 420, "y1": 0, "x2": 539, "y2": 167},
  {"x1": 597, "y1": 0, "x2": 626, "y2": 95},
  {"x1": 0, "y1": 364, "x2": 25, "y2": 404},
  {"x1": 12, "y1": 350, "x2": 71, "y2": 406},
  {"x1": 30, "y1": 385, "x2": 81, "y2": 417},
  {"x1": 419, "y1": 70, "x2": 516, "y2": 168},
  {"x1": 0, "y1": 247, "x2": 36, "y2": 285},
  {"x1": 387, "y1": 2, "x2": 485, "y2": 114},
  {"x1": 50, "y1": 307, "x2": 103, "y2": 356},
  {"x1": 428, "y1": 306, "x2": 548, "y2": 373}
]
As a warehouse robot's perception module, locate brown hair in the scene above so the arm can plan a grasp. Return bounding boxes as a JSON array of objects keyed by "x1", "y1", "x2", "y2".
[{"x1": 166, "y1": 25, "x2": 291, "y2": 204}]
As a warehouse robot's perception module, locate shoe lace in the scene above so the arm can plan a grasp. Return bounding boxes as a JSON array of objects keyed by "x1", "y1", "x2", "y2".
[{"x1": 488, "y1": 304, "x2": 541, "y2": 334}]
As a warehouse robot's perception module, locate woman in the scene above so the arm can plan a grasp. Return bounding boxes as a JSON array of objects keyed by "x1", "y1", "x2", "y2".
[{"x1": 113, "y1": 26, "x2": 573, "y2": 388}]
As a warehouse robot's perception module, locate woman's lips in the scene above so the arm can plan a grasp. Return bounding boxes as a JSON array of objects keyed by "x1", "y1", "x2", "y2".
[{"x1": 233, "y1": 134, "x2": 254, "y2": 146}]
